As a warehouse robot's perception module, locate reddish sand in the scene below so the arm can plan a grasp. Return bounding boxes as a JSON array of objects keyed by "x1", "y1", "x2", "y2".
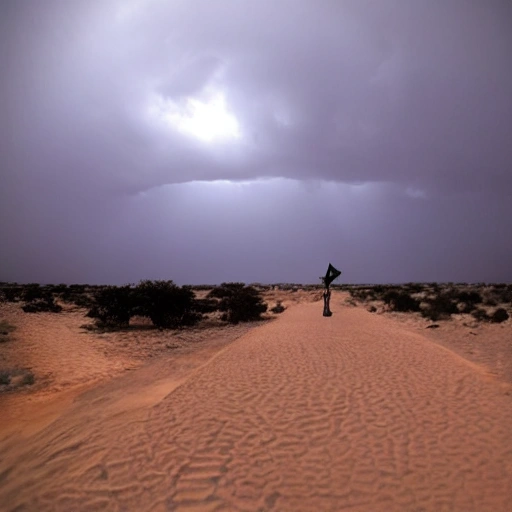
[{"x1": 1, "y1": 293, "x2": 512, "y2": 511}]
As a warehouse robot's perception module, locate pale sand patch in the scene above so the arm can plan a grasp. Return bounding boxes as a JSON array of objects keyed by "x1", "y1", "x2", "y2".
[
  {"x1": 1, "y1": 292, "x2": 511, "y2": 511},
  {"x1": 0, "y1": 301, "x2": 257, "y2": 439},
  {"x1": 365, "y1": 300, "x2": 512, "y2": 386}
]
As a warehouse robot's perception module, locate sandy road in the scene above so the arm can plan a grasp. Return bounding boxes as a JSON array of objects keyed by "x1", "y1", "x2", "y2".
[{"x1": 1, "y1": 297, "x2": 512, "y2": 511}]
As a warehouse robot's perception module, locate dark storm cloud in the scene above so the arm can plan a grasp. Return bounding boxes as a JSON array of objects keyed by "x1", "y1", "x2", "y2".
[
  {"x1": 1, "y1": 0, "x2": 511, "y2": 284},
  {"x1": 3, "y1": 0, "x2": 511, "y2": 193}
]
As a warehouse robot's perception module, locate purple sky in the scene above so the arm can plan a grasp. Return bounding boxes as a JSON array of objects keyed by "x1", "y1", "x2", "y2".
[{"x1": 1, "y1": 0, "x2": 511, "y2": 285}]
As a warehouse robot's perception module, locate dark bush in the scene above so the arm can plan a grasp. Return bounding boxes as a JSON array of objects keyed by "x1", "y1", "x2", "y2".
[
  {"x1": 382, "y1": 290, "x2": 420, "y2": 312},
  {"x1": 23, "y1": 284, "x2": 52, "y2": 303},
  {"x1": 490, "y1": 308, "x2": 509, "y2": 323},
  {"x1": 22, "y1": 298, "x2": 62, "y2": 313},
  {"x1": 457, "y1": 290, "x2": 482, "y2": 305},
  {"x1": 60, "y1": 286, "x2": 92, "y2": 307},
  {"x1": 427, "y1": 282, "x2": 440, "y2": 294},
  {"x1": 0, "y1": 320, "x2": 16, "y2": 343},
  {"x1": 270, "y1": 301, "x2": 285, "y2": 314},
  {"x1": 193, "y1": 297, "x2": 220, "y2": 314},
  {"x1": 471, "y1": 308, "x2": 490, "y2": 322},
  {"x1": 66, "y1": 293, "x2": 95, "y2": 309},
  {"x1": 69, "y1": 284, "x2": 87, "y2": 293},
  {"x1": 52, "y1": 284, "x2": 69, "y2": 294},
  {"x1": 135, "y1": 281, "x2": 202, "y2": 329},
  {"x1": 0, "y1": 371, "x2": 10, "y2": 386},
  {"x1": 348, "y1": 288, "x2": 366, "y2": 301},
  {"x1": 421, "y1": 293, "x2": 459, "y2": 321},
  {"x1": 484, "y1": 297, "x2": 498, "y2": 307},
  {"x1": 404, "y1": 283, "x2": 424, "y2": 294},
  {"x1": 349, "y1": 287, "x2": 379, "y2": 302},
  {"x1": 457, "y1": 301, "x2": 476, "y2": 314},
  {"x1": 208, "y1": 283, "x2": 267, "y2": 323},
  {"x1": 491, "y1": 287, "x2": 512, "y2": 303},
  {"x1": 86, "y1": 285, "x2": 135, "y2": 327},
  {"x1": 1, "y1": 287, "x2": 23, "y2": 302}
]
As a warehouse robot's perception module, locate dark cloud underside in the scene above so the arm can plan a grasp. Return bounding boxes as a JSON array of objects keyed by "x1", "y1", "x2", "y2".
[{"x1": 1, "y1": 0, "x2": 511, "y2": 283}]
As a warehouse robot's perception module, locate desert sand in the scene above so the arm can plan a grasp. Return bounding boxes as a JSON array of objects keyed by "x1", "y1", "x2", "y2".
[{"x1": 1, "y1": 291, "x2": 512, "y2": 511}]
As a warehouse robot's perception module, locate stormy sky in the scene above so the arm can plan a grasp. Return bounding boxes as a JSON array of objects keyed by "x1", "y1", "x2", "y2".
[{"x1": 1, "y1": 0, "x2": 511, "y2": 285}]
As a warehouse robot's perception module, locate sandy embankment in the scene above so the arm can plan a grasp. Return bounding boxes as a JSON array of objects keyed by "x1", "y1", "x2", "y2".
[{"x1": 1, "y1": 293, "x2": 512, "y2": 511}]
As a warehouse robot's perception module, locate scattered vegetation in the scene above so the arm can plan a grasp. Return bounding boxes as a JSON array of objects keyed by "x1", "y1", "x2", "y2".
[
  {"x1": 86, "y1": 285, "x2": 136, "y2": 328},
  {"x1": 420, "y1": 293, "x2": 459, "y2": 321},
  {"x1": 134, "y1": 280, "x2": 202, "y2": 329},
  {"x1": 1, "y1": 281, "x2": 271, "y2": 330},
  {"x1": 208, "y1": 283, "x2": 267, "y2": 323},
  {"x1": 2, "y1": 281, "x2": 510, "y2": 329},
  {"x1": 471, "y1": 308, "x2": 490, "y2": 322},
  {"x1": 382, "y1": 290, "x2": 420, "y2": 313},
  {"x1": 0, "y1": 286, "x2": 23, "y2": 302},
  {"x1": 0, "y1": 371, "x2": 9, "y2": 386},
  {"x1": 348, "y1": 283, "x2": 511, "y2": 323},
  {"x1": 22, "y1": 297, "x2": 63, "y2": 313},
  {"x1": 491, "y1": 308, "x2": 509, "y2": 323},
  {"x1": 22, "y1": 284, "x2": 48, "y2": 302},
  {"x1": 270, "y1": 301, "x2": 286, "y2": 314},
  {"x1": 85, "y1": 281, "x2": 208, "y2": 329},
  {"x1": 0, "y1": 368, "x2": 35, "y2": 390},
  {"x1": 0, "y1": 320, "x2": 16, "y2": 342}
]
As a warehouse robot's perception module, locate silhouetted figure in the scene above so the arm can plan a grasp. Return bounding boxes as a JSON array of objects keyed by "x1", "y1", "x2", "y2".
[
  {"x1": 321, "y1": 263, "x2": 341, "y2": 317},
  {"x1": 323, "y1": 288, "x2": 332, "y2": 317}
]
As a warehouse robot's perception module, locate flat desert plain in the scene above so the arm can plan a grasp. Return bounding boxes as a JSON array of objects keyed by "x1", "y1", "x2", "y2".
[{"x1": 1, "y1": 290, "x2": 512, "y2": 511}]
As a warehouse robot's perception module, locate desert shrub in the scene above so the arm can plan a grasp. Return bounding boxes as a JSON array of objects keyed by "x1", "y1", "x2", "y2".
[
  {"x1": 69, "y1": 284, "x2": 87, "y2": 293},
  {"x1": 483, "y1": 296, "x2": 498, "y2": 307},
  {"x1": 490, "y1": 308, "x2": 509, "y2": 323},
  {"x1": 51, "y1": 284, "x2": 69, "y2": 294},
  {"x1": 0, "y1": 369, "x2": 35, "y2": 388},
  {"x1": 457, "y1": 290, "x2": 482, "y2": 305},
  {"x1": 421, "y1": 293, "x2": 459, "y2": 321},
  {"x1": 86, "y1": 285, "x2": 135, "y2": 327},
  {"x1": 270, "y1": 301, "x2": 286, "y2": 314},
  {"x1": 193, "y1": 298, "x2": 220, "y2": 314},
  {"x1": 364, "y1": 289, "x2": 377, "y2": 300},
  {"x1": 190, "y1": 285, "x2": 216, "y2": 291},
  {"x1": 208, "y1": 283, "x2": 267, "y2": 323},
  {"x1": 404, "y1": 283, "x2": 424, "y2": 294},
  {"x1": 427, "y1": 282, "x2": 440, "y2": 293},
  {"x1": 1, "y1": 286, "x2": 23, "y2": 302},
  {"x1": 349, "y1": 287, "x2": 379, "y2": 302},
  {"x1": 457, "y1": 301, "x2": 476, "y2": 314},
  {"x1": 0, "y1": 320, "x2": 16, "y2": 337},
  {"x1": 0, "y1": 371, "x2": 10, "y2": 386},
  {"x1": 22, "y1": 298, "x2": 62, "y2": 313},
  {"x1": 22, "y1": 284, "x2": 48, "y2": 302},
  {"x1": 491, "y1": 286, "x2": 512, "y2": 304},
  {"x1": 382, "y1": 290, "x2": 420, "y2": 312},
  {"x1": 471, "y1": 308, "x2": 490, "y2": 322},
  {"x1": 21, "y1": 372, "x2": 35, "y2": 386},
  {"x1": 348, "y1": 288, "x2": 361, "y2": 300},
  {"x1": 348, "y1": 288, "x2": 366, "y2": 301},
  {"x1": 59, "y1": 286, "x2": 92, "y2": 307},
  {"x1": 134, "y1": 281, "x2": 202, "y2": 329},
  {"x1": 69, "y1": 293, "x2": 95, "y2": 308}
]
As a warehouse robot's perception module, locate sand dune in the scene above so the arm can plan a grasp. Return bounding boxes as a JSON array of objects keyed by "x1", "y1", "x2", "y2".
[{"x1": 1, "y1": 295, "x2": 512, "y2": 511}]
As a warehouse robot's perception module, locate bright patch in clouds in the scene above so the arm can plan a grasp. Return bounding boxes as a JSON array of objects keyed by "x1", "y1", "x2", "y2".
[{"x1": 153, "y1": 90, "x2": 241, "y2": 143}]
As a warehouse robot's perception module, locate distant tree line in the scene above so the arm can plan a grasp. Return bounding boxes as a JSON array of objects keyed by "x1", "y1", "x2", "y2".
[
  {"x1": 348, "y1": 283, "x2": 511, "y2": 323},
  {"x1": 0, "y1": 281, "x2": 268, "y2": 328}
]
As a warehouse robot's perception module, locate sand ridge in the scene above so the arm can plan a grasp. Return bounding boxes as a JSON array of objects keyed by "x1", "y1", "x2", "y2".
[{"x1": 1, "y1": 294, "x2": 512, "y2": 511}]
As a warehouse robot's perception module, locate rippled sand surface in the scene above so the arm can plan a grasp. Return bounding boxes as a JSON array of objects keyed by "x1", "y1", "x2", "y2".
[{"x1": 1, "y1": 297, "x2": 512, "y2": 511}]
